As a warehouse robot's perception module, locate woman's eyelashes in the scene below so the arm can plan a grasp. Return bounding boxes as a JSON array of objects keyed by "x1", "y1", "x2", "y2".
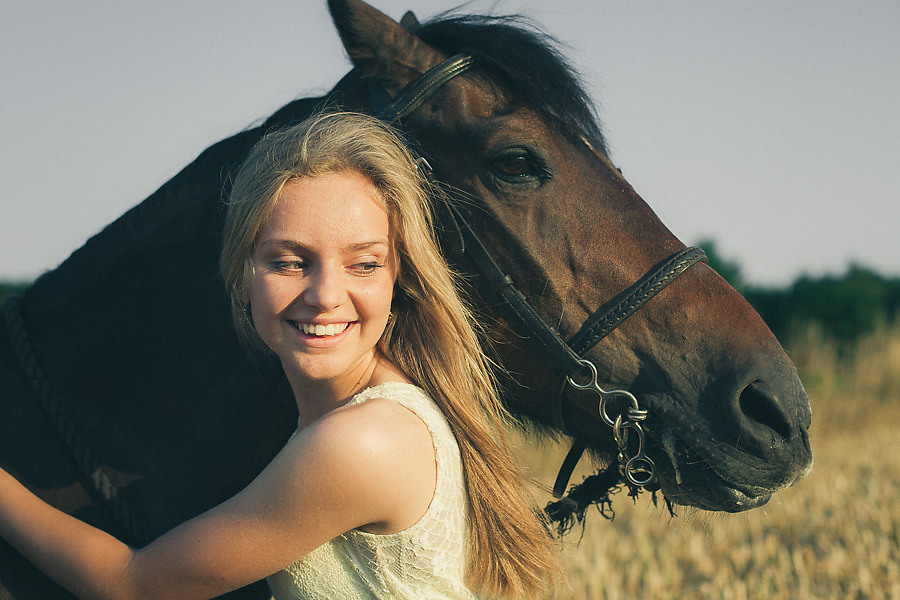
[
  {"x1": 348, "y1": 261, "x2": 385, "y2": 275},
  {"x1": 269, "y1": 259, "x2": 306, "y2": 273}
]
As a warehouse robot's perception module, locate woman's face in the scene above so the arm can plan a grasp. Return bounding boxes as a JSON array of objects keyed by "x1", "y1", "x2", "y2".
[{"x1": 249, "y1": 170, "x2": 397, "y2": 386}]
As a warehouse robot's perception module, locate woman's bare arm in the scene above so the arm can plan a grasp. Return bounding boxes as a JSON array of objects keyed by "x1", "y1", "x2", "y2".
[
  {"x1": 0, "y1": 468, "x2": 135, "y2": 598},
  {"x1": 0, "y1": 397, "x2": 435, "y2": 600}
]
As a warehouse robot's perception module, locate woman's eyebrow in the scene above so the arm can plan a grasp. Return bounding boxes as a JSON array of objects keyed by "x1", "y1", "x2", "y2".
[
  {"x1": 255, "y1": 239, "x2": 389, "y2": 252},
  {"x1": 346, "y1": 240, "x2": 390, "y2": 252},
  {"x1": 255, "y1": 239, "x2": 306, "y2": 252}
]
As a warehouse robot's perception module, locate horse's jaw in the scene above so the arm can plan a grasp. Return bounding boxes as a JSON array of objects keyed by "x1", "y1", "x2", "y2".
[
  {"x1": 650, "y1": 423, "x2": 774, "y2": 512},
  {"x1": 643, "y1": 396, "x2": 813, "y2": 513}
]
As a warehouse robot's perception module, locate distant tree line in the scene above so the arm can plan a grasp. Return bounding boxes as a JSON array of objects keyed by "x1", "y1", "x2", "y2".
[
  {"x1": 3, "y1": 244, "x2": 899, "y2": 349},
  {"x1": 0, "y1": 281, "x2": 27, "y2": 305},
  {"x1": 701, "y1": 240, "x2": 900, "y2": 348}
]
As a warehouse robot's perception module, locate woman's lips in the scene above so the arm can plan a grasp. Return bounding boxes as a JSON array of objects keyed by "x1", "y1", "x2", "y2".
[
  {"x1": 288, "y1": 320, "x2": 356, "y2": 346},
  {"x1": 296, "y1": 322, "x2": 350, "y2": 337}
]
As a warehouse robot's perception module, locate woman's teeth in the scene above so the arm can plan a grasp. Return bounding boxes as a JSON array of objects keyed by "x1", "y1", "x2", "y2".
[{"x1": 299, "y1": 322, "x2": 349, "y2": 337}]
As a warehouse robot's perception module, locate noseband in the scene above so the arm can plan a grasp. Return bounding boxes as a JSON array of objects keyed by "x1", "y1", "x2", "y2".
[{"x1": 367, "y1": 55, "x2": 707, "y2": 497}]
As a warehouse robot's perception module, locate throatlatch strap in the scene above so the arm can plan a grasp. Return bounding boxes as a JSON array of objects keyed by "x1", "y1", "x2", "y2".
[{"x1": 553, "y1": 437, "x2": 589, "y2": 498}]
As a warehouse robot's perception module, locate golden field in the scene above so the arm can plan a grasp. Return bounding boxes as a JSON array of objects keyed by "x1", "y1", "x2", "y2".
[{"x1": 512, "y1": 323, "x2": 900, "y2": 599}]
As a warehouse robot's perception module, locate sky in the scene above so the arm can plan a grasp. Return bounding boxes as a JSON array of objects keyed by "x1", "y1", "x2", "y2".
[{"x1": 2, "y1": 0, "x2": 898, "y2": 287}]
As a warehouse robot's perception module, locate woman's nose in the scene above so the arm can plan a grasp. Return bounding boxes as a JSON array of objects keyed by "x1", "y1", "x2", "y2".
[{"x1": 302, "y1": 266, "x2": 346, "y2": 311}]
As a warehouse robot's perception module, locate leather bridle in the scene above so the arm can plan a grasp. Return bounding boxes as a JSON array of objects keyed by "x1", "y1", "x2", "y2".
[{"x1": 367, "y1": 54, "x2": 708, "y2": 498}]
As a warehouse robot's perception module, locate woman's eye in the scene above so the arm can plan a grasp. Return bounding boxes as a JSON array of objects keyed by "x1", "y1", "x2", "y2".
[
  {"x1": 271, "y1": 259, "x2": 305, "y2": 272},
  {"x1": 349, "y1": 261, "x2": 383, "y2": 275}
]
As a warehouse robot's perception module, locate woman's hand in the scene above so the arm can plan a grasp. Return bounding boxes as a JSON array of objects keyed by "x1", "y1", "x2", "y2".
[{"x1": 0, "y1": 464, "x2": 136, "y2": 600}]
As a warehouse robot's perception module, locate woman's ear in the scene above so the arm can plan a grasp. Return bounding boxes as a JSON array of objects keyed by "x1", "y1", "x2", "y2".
[
  {"x1": 240, "y1": 302, "x2": 253, "y2": 326},
  {"x1": 237, "y1": 258, "x2": 256, "y2": 303}
]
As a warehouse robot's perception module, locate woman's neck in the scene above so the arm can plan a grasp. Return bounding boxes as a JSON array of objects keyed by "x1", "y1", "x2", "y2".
[{"x1": 286, "y1": 351, "x2": 408, "y2": 428}]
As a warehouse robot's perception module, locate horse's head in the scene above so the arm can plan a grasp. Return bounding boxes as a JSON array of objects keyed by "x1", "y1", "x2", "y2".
[{"x1": 328, "y1": 0, "x2": 812, "y2": 513}]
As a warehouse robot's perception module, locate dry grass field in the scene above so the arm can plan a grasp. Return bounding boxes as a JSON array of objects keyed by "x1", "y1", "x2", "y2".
[{"x1": 512, "y1": 322, "x2": 900, "y2": 599}]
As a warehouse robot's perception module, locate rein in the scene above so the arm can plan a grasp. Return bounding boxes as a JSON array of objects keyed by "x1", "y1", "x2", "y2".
[
  {"x1": 370, "y1": 54, "x2": 708, "y2": 501},
  {"x1": 3, "y1": 295, "x2": 150, "y2": 543}
]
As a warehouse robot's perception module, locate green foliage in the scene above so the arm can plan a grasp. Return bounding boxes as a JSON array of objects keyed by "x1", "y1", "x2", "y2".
[
  {"x1": 697, "y1": 239, "x2": 745, "y2": 291},
  {"x1": 744, "y1": 265, "x2": 900, "y2": 349},
  {"x1": 0, "y1": 281, "x2": 29, "y2": 305},
  {"x1": 698, "y1": 240, "x2": 900, "y2": 351}
]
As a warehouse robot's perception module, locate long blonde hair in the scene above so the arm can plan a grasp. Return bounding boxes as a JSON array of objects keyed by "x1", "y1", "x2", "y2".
[{"x1": 221, "y1": 112, "x2": 561, "y2": 598}]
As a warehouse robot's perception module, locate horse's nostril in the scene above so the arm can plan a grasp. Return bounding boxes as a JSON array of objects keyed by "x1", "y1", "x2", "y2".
[{"x1": 738, "y1": 381, "x2": 793, "y2": 442}]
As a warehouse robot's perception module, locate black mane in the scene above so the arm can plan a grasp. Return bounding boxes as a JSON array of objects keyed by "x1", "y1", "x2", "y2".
[{"x1": 417, "y1": 13, "x2": 608, "y2": 154}]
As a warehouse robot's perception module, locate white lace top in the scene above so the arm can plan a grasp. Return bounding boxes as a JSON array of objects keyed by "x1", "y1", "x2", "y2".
[{"x1": 266, "y1": 382, "x2": 476, "y2": 600}]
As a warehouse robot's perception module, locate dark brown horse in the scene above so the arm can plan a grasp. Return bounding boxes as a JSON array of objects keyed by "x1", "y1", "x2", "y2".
[{"x1": 0, "y1": 1, "x2": 812, "y2": 598}]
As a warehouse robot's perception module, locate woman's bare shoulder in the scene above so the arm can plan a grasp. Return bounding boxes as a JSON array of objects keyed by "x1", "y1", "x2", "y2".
[
  {"x1": 291, "y1": 394, "x2": 436, "y2": 533},
  {"x1": 301, "y1": 396, "x2": 433, "y2": 477}
]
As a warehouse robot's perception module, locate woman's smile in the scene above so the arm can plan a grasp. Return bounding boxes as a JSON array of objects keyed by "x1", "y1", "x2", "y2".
[
  {"x1": 293, "y1": 321, "x2": 352, "y2": 338},
  {"x1": 288, "y1": 320, "x2": 356, "y2": 348}
]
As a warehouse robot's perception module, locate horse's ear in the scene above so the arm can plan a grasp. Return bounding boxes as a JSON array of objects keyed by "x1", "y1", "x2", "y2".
[
  {"x1": 400, "y1": 11, "x2": 421, "y2": 32},
  {"x1": 328, "y1": 0, "x2": 444, "y2": 95}
]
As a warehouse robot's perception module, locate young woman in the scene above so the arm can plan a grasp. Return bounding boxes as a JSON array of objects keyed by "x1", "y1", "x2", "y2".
[{"x1": 0, "y1": 112, "x2": 561, "y2": 599}]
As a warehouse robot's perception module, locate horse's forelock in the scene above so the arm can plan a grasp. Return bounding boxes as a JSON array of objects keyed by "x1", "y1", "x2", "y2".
[{"x1": 416, "y1": 13, "x2": 608, "y2": 154}]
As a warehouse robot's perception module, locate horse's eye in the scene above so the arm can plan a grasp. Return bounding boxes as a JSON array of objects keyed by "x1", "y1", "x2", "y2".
[
  {"x1": 490, "y1": 150, "x2": 550, "y2": 185},
  {"x1": 494, "y1": 155, "x2": 533, "y2": 178}
]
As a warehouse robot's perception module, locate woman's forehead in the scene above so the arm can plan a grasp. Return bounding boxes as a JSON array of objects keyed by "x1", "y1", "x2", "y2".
[{"x1": 258, "y1": 171, "x2": 393, "y2": 249}]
